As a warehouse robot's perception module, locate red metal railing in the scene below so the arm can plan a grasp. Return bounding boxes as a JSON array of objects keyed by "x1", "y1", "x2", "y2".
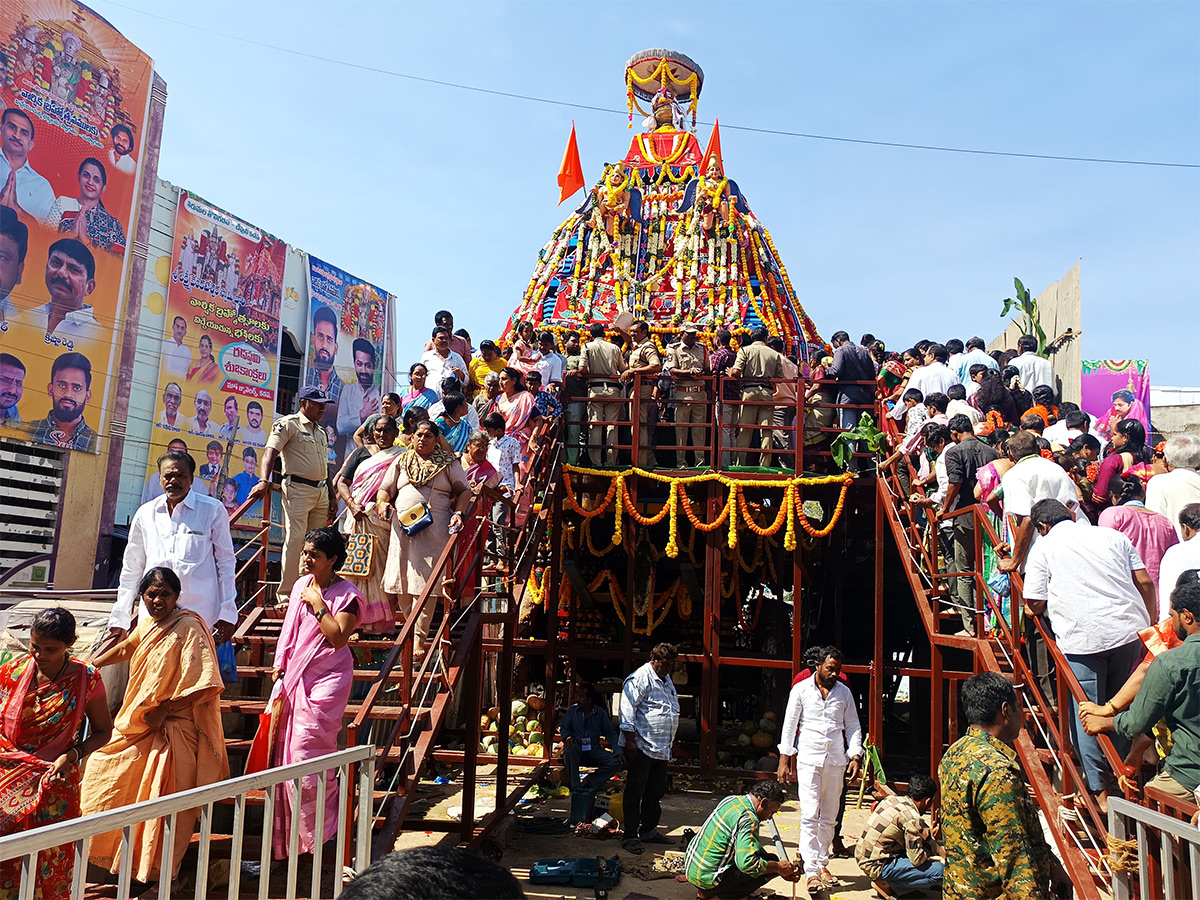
[
  {"x1": 566, "y1": 373, "x2": 877, "y2": 474},
  {"x1": 875, "y1": 408, "x2": 1198, "y2": 897}
]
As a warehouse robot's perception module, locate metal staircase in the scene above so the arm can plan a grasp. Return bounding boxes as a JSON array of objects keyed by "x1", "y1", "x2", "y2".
[
  {"x1": 221, "y1": 427, "x2": 564, "y2": 863},
  {"x1": 874, "y1": 417, "x2": 1126, "y2": 899}
]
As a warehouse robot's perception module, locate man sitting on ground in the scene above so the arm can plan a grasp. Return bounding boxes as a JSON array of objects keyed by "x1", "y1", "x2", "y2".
[
  {"x1": 855, "y1": 774, "x2": 943, "y2": 897},
  {"x1": 560, "y1": 683, "x2": 624, "y2": 793},
  {"x1": 684, "y1": 780, "x2": 800, "y2": 899}
]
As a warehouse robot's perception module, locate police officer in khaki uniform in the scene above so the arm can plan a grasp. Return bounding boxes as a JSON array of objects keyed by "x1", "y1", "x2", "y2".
[
  {"x1": 251, "y1": 385, "x2": 334, "y2": 603},
  {"x1": 579, "y1": 322, "x2": 627, "y2": 466},
  {"x1": 666, "y1": 325, "x2": 710, "y2": 468},
  {"x1": 622, "y1": 320, "x2": 662, "y2": 469},
  {"x1": 729, "y1": 326, "x2": 784, "y2": 466}
]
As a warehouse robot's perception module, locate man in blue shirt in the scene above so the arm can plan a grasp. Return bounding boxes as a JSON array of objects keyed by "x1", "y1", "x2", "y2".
[{"x1": 560, "y1": 683, "x2": 623, "y2": 792}]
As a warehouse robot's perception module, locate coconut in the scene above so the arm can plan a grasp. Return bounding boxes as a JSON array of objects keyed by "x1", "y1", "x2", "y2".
[
  {"x1": 527, "y1": 694, "x2": 546, "y2": 712},
  {"x1": 511, "y1": 699, "x2": 528, "y2": 719},
  {"x1": 487, "y1": 721, "x2": 498, "y2": 733},
  {"x1": 480, "y1": 715, "x2": 491, "y2": 729},
  {"x1": 488, "y1": 706, "x2": 501, "y2": 721}
]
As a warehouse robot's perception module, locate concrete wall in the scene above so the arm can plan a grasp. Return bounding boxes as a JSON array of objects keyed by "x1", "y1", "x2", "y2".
[{"x1": 988, "y1": 260, "x2": 1083, "y2": 404}]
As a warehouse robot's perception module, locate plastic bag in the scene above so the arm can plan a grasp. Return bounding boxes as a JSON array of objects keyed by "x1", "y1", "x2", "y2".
[{"x1": 217, "y1": 640, "x2": 238, "y2": 683}]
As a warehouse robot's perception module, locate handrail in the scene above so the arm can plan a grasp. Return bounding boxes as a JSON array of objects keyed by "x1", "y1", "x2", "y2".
[
  {"x1": 0, "y1": 745, "x2": 375, "y2": 900},
  {"x1": 875, "y1": 405, "x2": 1142, "y2": 894},
  {"x1": 1108, "y1": 796, "x2": 1200, "y2": 899},
  {"x1": 566, "y1": 372, "x2": 877, "y2": 474}
]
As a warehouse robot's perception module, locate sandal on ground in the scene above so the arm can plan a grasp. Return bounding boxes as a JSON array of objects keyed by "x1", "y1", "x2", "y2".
[
  {"x1": 806, "y1": 875, "x2": 824, "y2": 894},
  {"x1": 621, "y1": 838, "x2": 645, "y2": 854},
  {"x1": 819, "y1": 867, "x2": 841, "y2": 888}
]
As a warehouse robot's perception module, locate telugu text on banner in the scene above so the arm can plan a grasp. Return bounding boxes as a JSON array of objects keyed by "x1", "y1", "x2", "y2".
[
  {"x1": 0, "y1": 0, "x2": 154, "y2": 453},
  {"x1": 142, "y1": 190, "x2": 285, "y2": 514}
]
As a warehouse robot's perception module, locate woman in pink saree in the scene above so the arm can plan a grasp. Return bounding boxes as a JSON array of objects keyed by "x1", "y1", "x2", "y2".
[
  {"x1": 270, "y1": 527, "x2": 363, "y2": 859},
  {"x1": 1095, "y1": 388, "x2": 1149, "y2": 444},
  {"x1": 495, "y1": 367, "x2": 543, "y2": 468},
  {"x1": 337, "y1": 415, "x2": 405, "y2": 634}
]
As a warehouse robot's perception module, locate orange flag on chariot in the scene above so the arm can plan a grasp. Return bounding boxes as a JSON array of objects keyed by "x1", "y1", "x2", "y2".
[
  {"x1": 701, "y1": 118, "x2": 724, "y2": 175},
  {"x1": 557, "y1": 122, "x2": 585, "y2": 205}
]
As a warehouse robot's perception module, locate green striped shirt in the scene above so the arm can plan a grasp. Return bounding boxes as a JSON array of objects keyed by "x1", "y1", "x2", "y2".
[{"x1": 684, "y1": 795, "x2": 767, "y2": 889}]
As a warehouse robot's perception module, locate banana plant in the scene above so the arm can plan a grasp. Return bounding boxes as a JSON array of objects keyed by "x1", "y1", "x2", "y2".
[
  {"x1": 831, "y1": 413, "x2": 886, "y2": 470},
  {"x1": 1001, "y1": 277, "x2": 1047, "y2": 354}
]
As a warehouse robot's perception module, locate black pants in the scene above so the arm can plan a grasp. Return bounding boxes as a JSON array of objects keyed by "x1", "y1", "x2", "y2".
[
  {"x1": 623, "y1": 752, "x2": 668, "y2": 839},
  {"x1": 711, "y1": 850, "x2": 777, "y2": 898}
]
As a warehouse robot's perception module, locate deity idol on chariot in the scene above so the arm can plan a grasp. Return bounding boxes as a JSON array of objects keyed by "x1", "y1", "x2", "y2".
[{"x1": 505, "y1": 49, "x2": 821, "y2": 359}]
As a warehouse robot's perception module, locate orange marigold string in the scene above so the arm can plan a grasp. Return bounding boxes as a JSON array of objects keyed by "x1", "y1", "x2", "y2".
[
  {"x1": 678, "y1": 484, "x2": 732, "y2": 532},
  {"x1": 737, "y1": 484, "x2": 792, "y2": 537},
  {"x1": 563, "y1": 469, "x2": 618, "y2": 518}
]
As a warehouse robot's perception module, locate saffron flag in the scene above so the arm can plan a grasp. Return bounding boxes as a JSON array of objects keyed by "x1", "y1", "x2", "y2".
[
  {"x1": 700, "y1": 118, "x2": 724, "y2": 175},
  {"x1": 557, "y1": 122, "x2": 585, "y2": 204}
]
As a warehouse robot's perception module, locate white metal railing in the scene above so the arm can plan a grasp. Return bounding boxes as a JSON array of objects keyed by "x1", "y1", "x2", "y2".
[
  {"x1": 1108, "y1": 796, "x2": 1200, "y2": 900},
  {"x1": 0, "y1": 745, "x2": 376, "y2": 900}
]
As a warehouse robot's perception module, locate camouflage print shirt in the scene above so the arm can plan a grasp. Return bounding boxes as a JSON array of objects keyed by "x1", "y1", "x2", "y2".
[{"x1": 938, "y1": 726, "x2": 1052, "y2": 900}]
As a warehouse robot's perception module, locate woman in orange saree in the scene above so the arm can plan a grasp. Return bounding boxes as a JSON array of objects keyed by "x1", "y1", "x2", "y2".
[
  {"x1": 0, "y1": 608, "x2": 111, "y2": 899},
  {"x1": 81, "y1": 567, "x2": 229, "y2": 893}
]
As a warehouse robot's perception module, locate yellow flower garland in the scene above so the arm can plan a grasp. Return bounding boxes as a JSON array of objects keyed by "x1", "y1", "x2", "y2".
[{"x1": 562, "y1": 465, "x2": 853, "y2": 550}]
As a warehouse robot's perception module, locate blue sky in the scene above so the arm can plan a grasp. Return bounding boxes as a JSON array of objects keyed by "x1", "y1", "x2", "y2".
[{"x1": 91, "y1": 0, "x2": 1199, "y2": 387}]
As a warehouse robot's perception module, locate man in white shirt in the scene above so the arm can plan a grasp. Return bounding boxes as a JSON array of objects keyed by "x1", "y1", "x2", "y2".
[
  {"x1": 108, "y1": 123, "x2": 137, "y2": 175},
  {"x1": 1043, "y1": 408, "x2": 1089, "y2": 448},
  {"x1": 1157, "y1": 504, "x2": 1200, "y2": 623},
  {"x1": 998, "y1": 431, "x2": 1089, "y2": 575},
  {"x1": 945, "y1": 384, "x2": 981, "y2": 427},
  {"x1": 114, "y1": 449, "x2": 237, "y2": 644},
  {"x1": 1012, "y1": 334, "x2": 1055, "y2": 392},
  {"x1": 1, "y1": 108, "x2": 56, "y2": 226},
  {"x1": 419, "y1": 326, "x2": 467, "y2": 395},
  {"x1": 619, "y1": 643, "x2": 680, "y2": 854},
  {"x1": 776, "y1": 646, "x2": 863, "y2": 891},
  {"x1": 155, "y1": 382, "x2": 188, "y2": 431},
  {"x1": 422, "y1": 310, "x2": 472, "y2": 361},
  {"x1": 162, "y1": 315, "x2": 192, "y2": 376},
  {"x1": 906, "y1": 344, "x2": 958, "y2": 400},
  {"x1": 336, "y1": 338, "x2": 382, "y2": 436},
  {"x1": 953, "y1": 337, "x2": 999, "y2": 384},
  {"x1": 188, "y1": 390, "x2": 219, "y2": 437},
  {"x1": 534, "y1": 331, "x2": 566, "y2": 390},
  {"x1": 237, "y1": 400, "x2": 268, "y2": 446},
  {"x1": 30, "y1": 239, "x2": 103, "y2": 344},
  {"x1": 1023, "y1": 499, "x2": 1154, "y2": 808},
  {"x1": 1146, "y1": 436, "x2": 1200, "y2": 539}
]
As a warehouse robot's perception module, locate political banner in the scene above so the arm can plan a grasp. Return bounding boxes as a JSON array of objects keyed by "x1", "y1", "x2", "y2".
[
  {"x1": 1082, "y1": 359, "x2": 1151, "y2": 444},
  {"x1": 303, "y1": 255, "x2": 388, "y2": 466},
  {"x1": 142, "y1": 190, "x2": 285, "y2": 515},
  {"x1": 0, "y1": 1, "x2": 154, "y2": 453}
]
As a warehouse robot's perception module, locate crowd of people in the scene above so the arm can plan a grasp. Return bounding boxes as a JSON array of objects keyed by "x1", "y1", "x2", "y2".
[{"x1": 1, "y1": 309, "x2": 1198, "y2": 897}]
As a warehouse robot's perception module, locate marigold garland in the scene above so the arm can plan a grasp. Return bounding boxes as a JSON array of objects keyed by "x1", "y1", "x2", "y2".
[{"x1": 562, "y1": 465, "x2": 853, "y2": 547}]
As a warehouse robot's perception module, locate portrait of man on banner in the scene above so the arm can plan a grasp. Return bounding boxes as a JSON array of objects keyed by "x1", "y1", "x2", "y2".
[{"x1": 0, "y1": 1, "x2": 155, "y2": 454}]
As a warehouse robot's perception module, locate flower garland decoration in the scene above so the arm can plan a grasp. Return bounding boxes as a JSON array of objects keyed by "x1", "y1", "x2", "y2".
[
  {"x1": 562, "y1": 465, "x2": 854, "y2": 548},
  {"x1": 637, "y1": 133, "x2": 689, "y2": 166}
]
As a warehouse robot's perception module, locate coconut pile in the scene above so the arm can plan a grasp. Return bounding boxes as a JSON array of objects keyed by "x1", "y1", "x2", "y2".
[
  {"x1": 716, "y1": 710, "x2": 779, "y2": 771},
  {"x1": 479, "y1": 694, "x2": 549, "y2": 757}
]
